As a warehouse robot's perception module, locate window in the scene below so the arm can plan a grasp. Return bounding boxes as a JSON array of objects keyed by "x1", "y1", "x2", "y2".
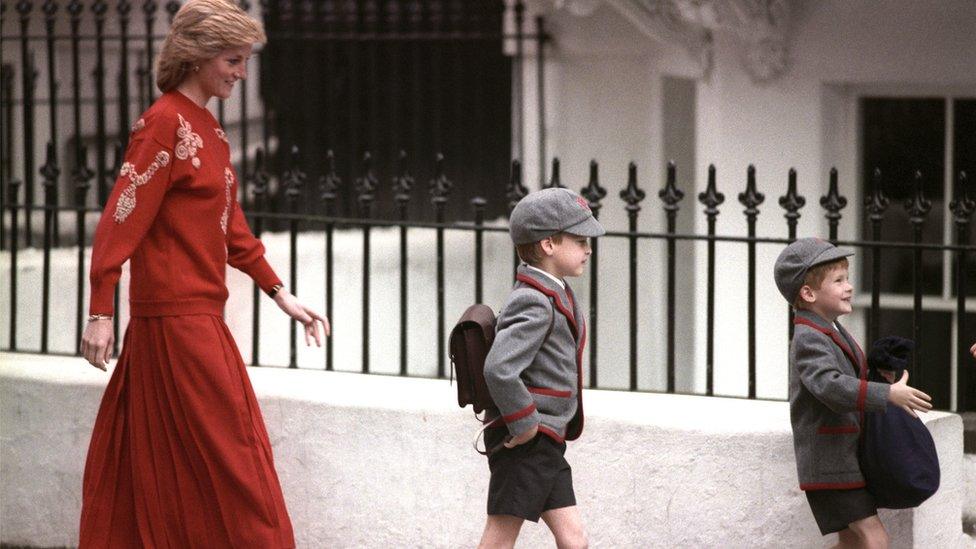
[{"x1": 859, "y1": 96, "x2": 976, "y2": 410}]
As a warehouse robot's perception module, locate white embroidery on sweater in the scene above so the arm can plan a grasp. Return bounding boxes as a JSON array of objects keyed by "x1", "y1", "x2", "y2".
[
  {"x1": 175, "y1": 113, "x2": 203, "y2": 169},
  {"x1": 113, "y1": 150, "x2": 171, "y2": 223},
  {"x1": 214, "y1": 127, "x2": 228, "y2": 144},
  {"x1": 220, "y1": 167, "x2": 234, "y2": 233}
]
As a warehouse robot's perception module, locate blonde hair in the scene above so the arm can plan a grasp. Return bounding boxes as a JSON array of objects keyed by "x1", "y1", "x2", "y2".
[{"x1": 156, "y1": 0, "x2": 267, "y2": 93}]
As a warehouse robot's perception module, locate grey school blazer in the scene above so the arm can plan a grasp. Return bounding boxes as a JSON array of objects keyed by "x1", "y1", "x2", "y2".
[
  {"x1": 483, "y1": 265, "x2": 586, "y2": 443},
  {"x1": 789, "y1": 310, "x2": 890, "y2": 490}
]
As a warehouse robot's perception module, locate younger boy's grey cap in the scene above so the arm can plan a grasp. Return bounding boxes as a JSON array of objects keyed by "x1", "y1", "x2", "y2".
[
  {"x1": 509, "y1": 187, "x2": 606, "y2": 244},
  {"x1": 774, "y1": 237, "x2": 854, "y2": 303}
]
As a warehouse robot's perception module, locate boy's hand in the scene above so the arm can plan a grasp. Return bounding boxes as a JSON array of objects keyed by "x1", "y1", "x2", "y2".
[
  {"x1": 970, "y1": 341, "x2": 975, "y2": 359},
  {"x1": 504, "y1": 423, "x2": 538, "y2": 448},
  {"x1": 887, "y1": 371, "x2": 932, "y2": 418}
]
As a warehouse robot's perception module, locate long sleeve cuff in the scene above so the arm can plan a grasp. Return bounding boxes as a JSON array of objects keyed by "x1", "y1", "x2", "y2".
[
  {"x1": 237, "y1": 256, "x2": 282, "y2": 295},
  {"x1": 863, "y1": 381, "x2": 891, "y2": 412},
  {"x1": 503, "y1": 403, "x2": 540, "y2": 438},
  {"x1": 89, "y1": 279, "x2": 117, "y2": 316}
]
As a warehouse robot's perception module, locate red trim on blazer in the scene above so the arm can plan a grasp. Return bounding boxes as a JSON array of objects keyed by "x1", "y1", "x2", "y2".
[
  {"x1": 800, "y1": 481, "x2": 867, "y2": 491},
  {"x1": 537, "y1": 425, "x2": 565, "y2": 444},
  {"x1": 816, "y1": 425, "x2": 859, "y2": 435},
  {"x1": 516, "y1": 274, "x2": 578, "y2": 339},
  {"x1": 503, "y1": 402, "x2": 537, "y2": 423},
  {"x1": 857, "y1": 379, "x2": 868, "y2": 412},
  {"x1": 515, "y1": 274, "x2": 587, "y2": 441},
  {"x1": 793, "y1": 317, "x2": 869, "y2": 412},
  {"x1": 527, "y1": 386, "x2": 572, "y2": 398}
]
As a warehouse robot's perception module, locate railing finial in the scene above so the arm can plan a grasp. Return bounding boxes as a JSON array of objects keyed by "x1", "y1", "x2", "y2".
[
  {"x1": 620, "y1": 162, "x2": 645, "y2": 212},
  {"x1": 905, "y1": 170, "x2": 932, "y2": 225},
  {"x1": 355, "y1": 151, "x2": 378, "y2": 212},
  {"x1": 581, "y1": 159, "x2": 607, "y2": 213},
  {"x1": 393, "y1": 150, "x2": 414, "y2": 206},
  {"x1": 659, "y1": 160, "x2": 684, "y2": 212},
  {"x1": 698, "y1": 164, "x2": 725, "y2": 216},
  {"x1": 545, "y1": 157, "x2": 564, "y2": 189},
  {"x1": 506, "y1": 159, "x2": 527, "y2": 213},
  {"x1": 778, "y1": 167, "x2": 805, "y2": 221},
  {"x1": 429, "y1": 152, "x2": 453, "y2": 206},
  {"x1": 738, "y1": 164, "x2": 765, "y2": 215}
]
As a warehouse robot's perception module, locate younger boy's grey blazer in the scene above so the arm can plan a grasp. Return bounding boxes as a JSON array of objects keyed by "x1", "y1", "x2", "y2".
[
  {"x1": 483, "y1": 265, "x2": 586, "y2": 443},
  {"x1": 789, "y1": 309, "x2": 890, "y2": 490}
]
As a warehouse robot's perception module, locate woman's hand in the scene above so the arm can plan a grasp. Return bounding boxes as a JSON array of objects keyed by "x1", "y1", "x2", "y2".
[
  {"x1": 80, "y1": 319, "x2": 114, "y2": 371},
  {"x1": 273, "y1": 289, "x2": 330, "y2": 347}
]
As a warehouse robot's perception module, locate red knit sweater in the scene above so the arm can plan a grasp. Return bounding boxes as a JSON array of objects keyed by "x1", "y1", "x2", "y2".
[{"x1": 89, "y1": 91, "x2": 281, "y2": 317}]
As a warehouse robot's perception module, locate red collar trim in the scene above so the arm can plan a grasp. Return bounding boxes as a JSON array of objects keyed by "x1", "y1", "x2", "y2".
[
  {"x1": 792, "y1": 317, "x2": 866, "y2": 377},
  {"x1": 516, "y1": 274, "x2": 578, "y2": 340}
]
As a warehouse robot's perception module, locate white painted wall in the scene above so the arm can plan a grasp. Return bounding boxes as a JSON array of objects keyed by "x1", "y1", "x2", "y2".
[{"x1": 1, "y1": 352, "x2": 970, "y2": 548}]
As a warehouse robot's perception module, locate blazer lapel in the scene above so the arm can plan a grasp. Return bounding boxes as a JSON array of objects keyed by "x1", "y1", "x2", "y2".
[
  {"x1": 793, "y1": 310, "x2": 863, "y2": 379},
  {"x1": 515, "y1": 265, "x2": 579, "y2": 342}
]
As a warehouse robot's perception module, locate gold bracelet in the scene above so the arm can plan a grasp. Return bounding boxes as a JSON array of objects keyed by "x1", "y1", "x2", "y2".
[
  {"x1": 268, "y1": 284, "x2": 284, "y2": 298},
  {"x1": 88, "y1": 314, "x2": 113, "y2": 322}
]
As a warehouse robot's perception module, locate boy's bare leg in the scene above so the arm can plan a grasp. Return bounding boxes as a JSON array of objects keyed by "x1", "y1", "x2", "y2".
[
  {"x1": 541, "y1": 506, "x2": 588, "y2": 549},
  {"x1": 848, "y1": 515, "x2": 889, "y2": 549},
  {"x1": 832, "y1": 528, "x2": 857, "y2": 548},
  {"x1": 479, "y1": 515, "x2": 524, "y2": 549}
]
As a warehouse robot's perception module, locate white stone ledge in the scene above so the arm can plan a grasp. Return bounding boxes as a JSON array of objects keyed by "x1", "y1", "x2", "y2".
[{"x1": 0, "y1": 352, "x2": 969, "y2": 548}]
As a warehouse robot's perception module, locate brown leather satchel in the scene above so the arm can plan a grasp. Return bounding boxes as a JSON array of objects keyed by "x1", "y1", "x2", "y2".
[
  {"x1": 449, "y1": 299, "x2": 555, "y2": 455},
  {"x1": 449, "y1": 304, "x2": 497, "y2": 415}
]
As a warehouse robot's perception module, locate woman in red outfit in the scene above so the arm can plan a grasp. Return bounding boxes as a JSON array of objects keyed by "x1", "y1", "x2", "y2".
[{"x1": 78, "y1": 1, "x2": 325, "y2": 546}]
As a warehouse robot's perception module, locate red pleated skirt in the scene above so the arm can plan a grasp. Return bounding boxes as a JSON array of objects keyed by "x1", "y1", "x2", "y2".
[{"x1": 79, "y1": 315, "x2": 295, "y2": 548}]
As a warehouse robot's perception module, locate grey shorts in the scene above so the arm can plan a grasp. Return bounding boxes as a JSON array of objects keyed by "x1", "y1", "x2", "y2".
[{"x1": 805, "y1": 487, "x2": 878, "y2": 535}]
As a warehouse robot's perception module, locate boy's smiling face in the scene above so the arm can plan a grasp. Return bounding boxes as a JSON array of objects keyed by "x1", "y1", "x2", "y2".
[{"x1": 799, "y1": 263, "x2": 854, "y2": 322}]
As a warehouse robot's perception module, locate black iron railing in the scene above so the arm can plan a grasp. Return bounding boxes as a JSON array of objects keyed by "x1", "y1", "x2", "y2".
[{"x1": 2, "y1": 1, "x2": 975, "y2": 413}]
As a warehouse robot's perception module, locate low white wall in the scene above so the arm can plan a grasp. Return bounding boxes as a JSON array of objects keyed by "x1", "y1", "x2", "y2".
[{"x1": 0, "y1": 352, "x2": 970, "y2": 548}]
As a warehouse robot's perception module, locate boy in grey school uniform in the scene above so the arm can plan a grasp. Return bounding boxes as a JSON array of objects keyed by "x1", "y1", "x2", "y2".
[
  {"x1": 478, "y1": 187, "x2": 604, "y2": 549},
  {"x1": 774, "y1": 238, "x2": 932, "y2": 546}
]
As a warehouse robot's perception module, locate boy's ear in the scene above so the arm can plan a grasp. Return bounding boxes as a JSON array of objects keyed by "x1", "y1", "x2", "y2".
[
  {"x1": 539, "y1": 237, "x2": 555, "y2": 256},
  {"x1": 797, "y1": 284, "x2": 816, "y2": 305}
]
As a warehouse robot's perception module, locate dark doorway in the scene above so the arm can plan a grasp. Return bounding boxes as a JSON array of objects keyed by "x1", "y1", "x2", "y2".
[{"x1": 260, "y1": 1, "x2": 513, "y2": 222}]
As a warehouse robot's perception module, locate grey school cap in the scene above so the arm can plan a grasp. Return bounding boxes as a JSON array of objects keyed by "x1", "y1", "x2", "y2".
[
  {"x1": 509, "y1": 187, "x2": 606, "y2": 245},
  {"x1": 774, "y1": 237, "x2": 854, "y2": 303}
]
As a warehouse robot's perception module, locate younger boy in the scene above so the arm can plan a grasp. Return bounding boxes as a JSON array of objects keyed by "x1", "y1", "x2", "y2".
[
  {"x1": 774, "y1": 238, "x2": 932, "y2": 547},
  {"x1": 479, "y1": 188, "x2": 604, "y2": 549}
]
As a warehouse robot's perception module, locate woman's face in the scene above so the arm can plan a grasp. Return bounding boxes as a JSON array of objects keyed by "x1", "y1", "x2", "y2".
[{"x1": 194, "y1": 44, "x2": 253, "y2": 100}]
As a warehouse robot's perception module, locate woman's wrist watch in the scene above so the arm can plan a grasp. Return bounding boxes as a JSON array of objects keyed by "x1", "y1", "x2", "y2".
[
  {"x1": 268, "y1": 284, "x2": 284, "y2": 298},
  {"x1": 88, "y1": 314, "x2": 113, "y2": 322}
]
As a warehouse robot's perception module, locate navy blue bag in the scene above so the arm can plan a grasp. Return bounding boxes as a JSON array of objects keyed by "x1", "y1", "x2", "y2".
[{"x1": 859, "y1": 336, "x2": 940, "y2": 509}]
